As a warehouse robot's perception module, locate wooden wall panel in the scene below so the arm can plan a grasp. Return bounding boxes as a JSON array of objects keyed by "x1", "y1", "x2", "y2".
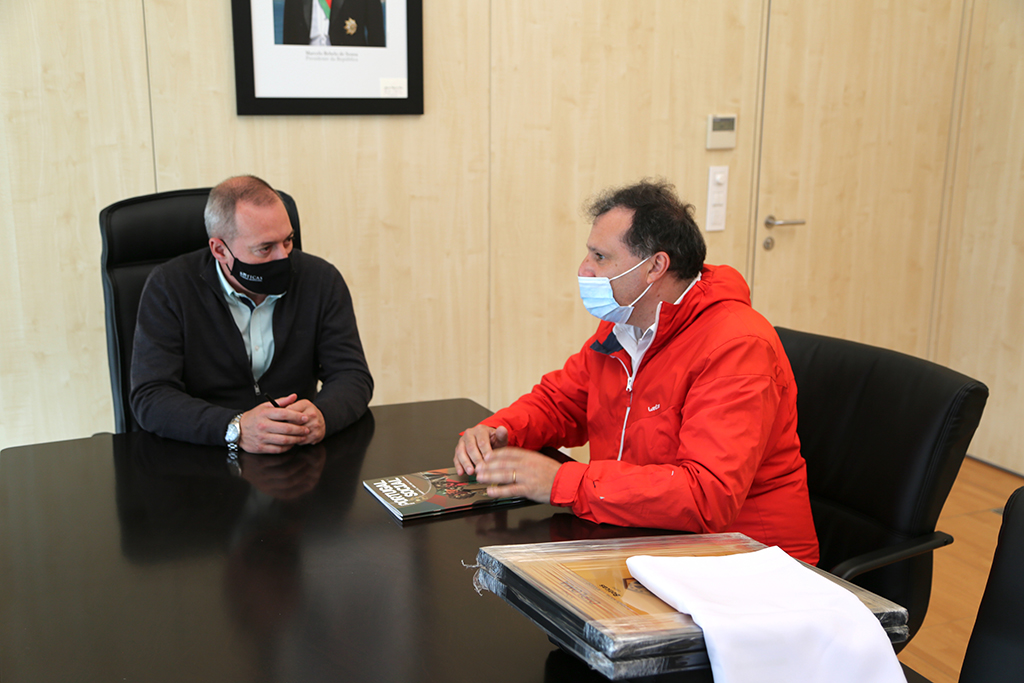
[
  {"x1": 935, "y1": 0, "x2": 1024, "y2": 473},
  {"x1": 143, "y1": 0, "x2": 492, "y2": 411},
  {"x1": 489, "y1": 0, "x2": 766, "y2": 411},
  {"x1": 2, "y1": 0, "x2": 1021, "y2": 478},
  {"x1": 0, "y1": 1, "x2": 154, "y2": 448}
]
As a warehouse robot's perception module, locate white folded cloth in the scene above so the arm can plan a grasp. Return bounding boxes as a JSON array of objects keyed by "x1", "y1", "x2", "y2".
[{"x1": 626, "y1": 546, "x2": 906, "y2": 683}]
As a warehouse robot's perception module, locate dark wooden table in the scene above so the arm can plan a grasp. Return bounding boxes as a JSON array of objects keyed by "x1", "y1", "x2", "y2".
[{"x1": 1, "y1": 399, "x2": 710, "y2": 683}]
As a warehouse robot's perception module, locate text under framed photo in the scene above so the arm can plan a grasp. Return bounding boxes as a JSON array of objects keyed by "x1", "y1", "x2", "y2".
[{"x1": 231, "y1": 0, "x2": 423, "y2": 115}]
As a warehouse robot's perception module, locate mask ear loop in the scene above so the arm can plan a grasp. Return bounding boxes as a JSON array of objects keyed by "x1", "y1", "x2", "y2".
[
  {"x1": 619, "y1": 255, "x2": 654, "y2": 307},
  {"x1": 628, "y1": 281, "x2": 655, "y2": 307},
  {"x1": 213, "y1": 239, "x2": 237, "y2": 271},
  {"x1": 609, "y1": 255, "x2": 651, "y2": 282}
]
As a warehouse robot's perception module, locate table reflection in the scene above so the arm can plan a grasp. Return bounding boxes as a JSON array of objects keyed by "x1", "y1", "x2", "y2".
[{"x1": 112, "y1": 410, "x2": 375, "y2": 562}]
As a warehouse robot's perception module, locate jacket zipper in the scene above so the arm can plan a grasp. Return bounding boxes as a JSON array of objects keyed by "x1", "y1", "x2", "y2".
[{"x1": 614, "y1": 355, "x2": 634, "y2": 461}]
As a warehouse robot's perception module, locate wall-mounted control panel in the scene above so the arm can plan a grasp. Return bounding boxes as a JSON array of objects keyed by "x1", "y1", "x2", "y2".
[{"x1": 706, "y1": 114, "x2": 737, "y2": 150}]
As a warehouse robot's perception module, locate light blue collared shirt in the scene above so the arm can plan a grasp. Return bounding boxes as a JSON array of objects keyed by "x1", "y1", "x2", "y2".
[{"x1": 214, "y1": 261, "x2": 285, "y2": 382}]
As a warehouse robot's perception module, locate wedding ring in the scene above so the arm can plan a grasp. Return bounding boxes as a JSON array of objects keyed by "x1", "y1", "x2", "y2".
[{"x1": 512, "y1": 470, "x2": 517, "y2": 485}]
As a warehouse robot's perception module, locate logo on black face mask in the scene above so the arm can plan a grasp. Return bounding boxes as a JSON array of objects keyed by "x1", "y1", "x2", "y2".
[{"x1": 223, "y1": 241, "x2": 292, "y2": 295}]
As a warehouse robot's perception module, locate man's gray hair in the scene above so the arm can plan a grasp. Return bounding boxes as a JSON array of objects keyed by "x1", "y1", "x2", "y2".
[{"x1": 204, "y1": 175, "x2": 282, "y2": 241}]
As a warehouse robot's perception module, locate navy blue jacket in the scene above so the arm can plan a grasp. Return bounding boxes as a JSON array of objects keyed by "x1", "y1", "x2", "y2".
[{"x1": 130, "y1": 248, "x2": 373, "y2": 446}]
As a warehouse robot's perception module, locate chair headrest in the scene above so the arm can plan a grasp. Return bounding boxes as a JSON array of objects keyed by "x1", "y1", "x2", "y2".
[{"x1": 100, "y1": 188, "x2": 302, "y2": 269}]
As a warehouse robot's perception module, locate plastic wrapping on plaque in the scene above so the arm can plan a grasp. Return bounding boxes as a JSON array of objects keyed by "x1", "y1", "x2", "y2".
[
  {"x1": 474, "y1": 533, "x2": 908, "y2": 679},
  {"x1": 474, "y1": 568, "x2": 709, "y2": 679}
]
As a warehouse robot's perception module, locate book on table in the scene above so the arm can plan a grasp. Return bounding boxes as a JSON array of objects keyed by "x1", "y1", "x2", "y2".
[
  {"x1": 474, "y1": 533, "x2": 910, "y2": 680},
  {"x1": 362, "y1": 467, "x2": 528, "y2": 521}
]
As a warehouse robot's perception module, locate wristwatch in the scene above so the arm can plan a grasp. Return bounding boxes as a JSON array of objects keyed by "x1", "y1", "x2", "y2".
[{"x1": 225, "y1": 413, "x2": 243, "y2": 446}]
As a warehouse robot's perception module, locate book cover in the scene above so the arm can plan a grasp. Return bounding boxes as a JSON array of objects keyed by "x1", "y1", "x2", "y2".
[{"x1": 362, "y1": 467, "x2": 528, "y2": 520}]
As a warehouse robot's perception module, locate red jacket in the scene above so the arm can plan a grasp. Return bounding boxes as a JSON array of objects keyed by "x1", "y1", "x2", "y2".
[{"x1": 482, "y1": 265, "x2": 819, "y2": 564}]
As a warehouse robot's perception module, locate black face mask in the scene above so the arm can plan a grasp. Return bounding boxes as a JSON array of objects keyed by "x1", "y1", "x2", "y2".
[{"x1": 223, "y1": 243, "x2": 292, "y2": 296}]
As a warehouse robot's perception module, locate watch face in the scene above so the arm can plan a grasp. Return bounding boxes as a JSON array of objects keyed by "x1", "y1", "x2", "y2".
[{"x1": 226, "y1": 416, "x2": 241, "y2": 444}]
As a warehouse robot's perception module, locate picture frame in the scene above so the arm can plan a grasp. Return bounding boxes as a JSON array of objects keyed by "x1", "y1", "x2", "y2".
[{"x1": 230, "y1": 0, "x2": 423, "y2": 115}]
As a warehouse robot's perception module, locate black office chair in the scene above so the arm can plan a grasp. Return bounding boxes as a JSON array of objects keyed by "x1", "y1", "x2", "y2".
[
  {"x1": 903, "y1": 485, "x2": 1024, "y2": 682},
  {"x1": 775, "y1": 328, "x2": 988, "y2": 648},
  {"x1": 99, "y1": 188, "x2": 302, "y2": 433}
]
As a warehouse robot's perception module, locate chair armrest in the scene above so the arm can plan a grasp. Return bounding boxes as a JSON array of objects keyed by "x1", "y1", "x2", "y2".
[{"x1": 830, "y1": 531, "x2": 953, "y2": 581}]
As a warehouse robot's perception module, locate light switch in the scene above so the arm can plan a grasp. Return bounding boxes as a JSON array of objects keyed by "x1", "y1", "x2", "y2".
[{"x1": 705, "y1": 166, "x2": 728, "y2": 232}]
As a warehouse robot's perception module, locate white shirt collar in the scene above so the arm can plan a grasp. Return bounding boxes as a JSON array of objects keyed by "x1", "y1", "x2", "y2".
[{"x1": 613, "y1": 271, "x2": 702, "y2": 374}]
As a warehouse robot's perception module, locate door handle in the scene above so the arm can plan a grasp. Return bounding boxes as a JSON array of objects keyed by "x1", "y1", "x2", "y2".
[{"x1": 764, "y1": 215, "x2": 806, "y2": 229}]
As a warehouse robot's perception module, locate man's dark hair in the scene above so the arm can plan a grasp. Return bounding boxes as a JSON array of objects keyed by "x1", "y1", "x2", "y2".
[
  {"x1": 204, "y1": 175, "x2": 282, "y2": 241},
  {"x1": 587, "y1": 179, "x2": 706, "y2": 280}
]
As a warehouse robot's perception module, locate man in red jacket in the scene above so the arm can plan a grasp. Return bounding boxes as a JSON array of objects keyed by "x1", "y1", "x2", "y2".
[{"x1": 454, "y1": 180, "x2": 819, "y2": 564}]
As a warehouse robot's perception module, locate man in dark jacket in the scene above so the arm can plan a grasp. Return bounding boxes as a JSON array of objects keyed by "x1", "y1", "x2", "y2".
[
  {"x1": 282, "y1": 0, "x2": 385, "y2": 47},
  {"x1": 130, "y1": 175, "x2": 373, "y2": 453}
]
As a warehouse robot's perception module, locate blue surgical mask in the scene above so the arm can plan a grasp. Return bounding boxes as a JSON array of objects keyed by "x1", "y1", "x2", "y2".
[{"x1": 578, "y1": 256, "x2": 653, "y2": 324}]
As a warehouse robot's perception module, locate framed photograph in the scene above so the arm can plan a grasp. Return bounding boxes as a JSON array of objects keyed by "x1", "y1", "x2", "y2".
[{"x1": 230, "y1": 0, "x2": 423, "y2": 115}]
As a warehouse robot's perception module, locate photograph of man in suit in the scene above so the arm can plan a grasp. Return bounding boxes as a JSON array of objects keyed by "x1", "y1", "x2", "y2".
[{"x1": 281, "y1": 0, "x2": 386, "y2": 47}]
